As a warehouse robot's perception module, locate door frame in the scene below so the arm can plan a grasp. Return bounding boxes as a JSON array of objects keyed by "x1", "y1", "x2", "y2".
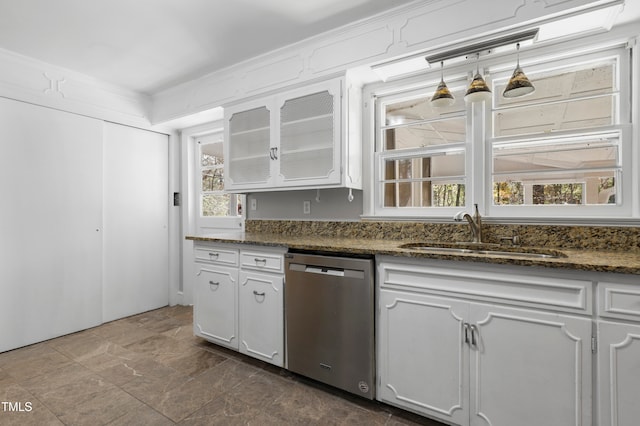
[{"x1": 180, "y1": 121, "x2": 245, "y2": 305}]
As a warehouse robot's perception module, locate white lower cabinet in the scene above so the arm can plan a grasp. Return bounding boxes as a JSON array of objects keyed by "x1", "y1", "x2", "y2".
[
  {"x1": 597, "y1": 279, "x2": 640, "y2": 426},
  {"x1": 377, "y1": 257, "x2": 593, "y2": 426},
  {"x1": 193, "y1": 243, "x2": 285, "y2": 367},
  {"x1": 194, "y1": 264, "x2": 239, "y2": 350},
  {"x1": 597, "y1": 321, "x2": 640, "y2": 426},
  {"x1": 239, "y1": 271, "x2": 284, "y2": 366}
]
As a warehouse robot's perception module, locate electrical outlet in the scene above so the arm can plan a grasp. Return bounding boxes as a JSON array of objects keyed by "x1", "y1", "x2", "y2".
[
  {"x1": 303, "y1": 200, "x2": 311, "y2": 214},
  {"x1": 250, "y1": 198, "x2": 257, "y2": 211}
]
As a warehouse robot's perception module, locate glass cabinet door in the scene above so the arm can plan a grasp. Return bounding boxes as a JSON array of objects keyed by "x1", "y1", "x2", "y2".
[
  {"x1": 278, "y1": 84, "x2": 340, "y2": 185},
  {"x1": 227, "y1": 106, "x2": 271, "y2": 186}
]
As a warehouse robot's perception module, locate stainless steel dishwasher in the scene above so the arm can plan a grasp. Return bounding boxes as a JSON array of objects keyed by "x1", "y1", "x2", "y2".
[{"x1": 284, "y1": 252, "x2": 375, "y2": 399}]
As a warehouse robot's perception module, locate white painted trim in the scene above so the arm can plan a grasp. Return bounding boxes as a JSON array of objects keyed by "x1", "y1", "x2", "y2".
[
  {"x1": 0, "y1": 47, "x2": 154, "y2": 128},
  {"x1": 151, "y1": 0, "x2": 619, "y2": 123}
]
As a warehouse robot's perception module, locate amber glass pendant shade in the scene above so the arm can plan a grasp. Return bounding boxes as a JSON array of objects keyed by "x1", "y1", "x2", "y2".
[
  {"x1": 503, "y1": 43, "x2": 535, "y2": 98},
  {"x1": 464, "y1": 54, "x2": 491, "y2": 103},
  {"x1": 431, "y1": 62, "x2": 455, "y2": 108}
]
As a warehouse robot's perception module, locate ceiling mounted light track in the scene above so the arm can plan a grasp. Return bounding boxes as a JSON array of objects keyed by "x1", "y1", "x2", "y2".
[
  {"x1": 430, "y1": 61, "x2": 455, "y2": 108},
  {"x1": 424, "y1": 28, "x2": 539, "y2": 65},
  {"x1": 503, "y1": 43, "x2": 535, "y2": 98}
]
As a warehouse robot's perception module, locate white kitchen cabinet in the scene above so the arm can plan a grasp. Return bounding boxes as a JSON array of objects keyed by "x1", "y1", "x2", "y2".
[
  {"x1": 224, "y1": 77, "x2": 362, "y2": 192},
  {"x1": 378, "y1": 290, "x2": 469, "y2": 425},
  {"x1": 194, "y1": 264, "x2": 239, "y2": 350},
  {"x1": 239, "y1": 270, "x2": 284, "y2": 366},
  {"x1": 192, "y1": 242, "x2": 285, "y2": 366},
  {"x1": 597, "y1": 280, "x2": 640, "y2": 426},
  {"x1": 377, "y1": 258, "x2": 593, "y2": 426}
]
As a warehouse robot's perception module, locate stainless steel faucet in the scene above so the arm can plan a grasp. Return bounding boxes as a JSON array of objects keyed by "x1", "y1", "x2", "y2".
[{"x1": 454, "y1": 203, "x2": 483, "y2": 243}]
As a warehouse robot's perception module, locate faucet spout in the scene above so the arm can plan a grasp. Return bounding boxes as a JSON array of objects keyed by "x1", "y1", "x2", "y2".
[{"x1": 454, "y1": 204, "x2": 483, "y2": 243}]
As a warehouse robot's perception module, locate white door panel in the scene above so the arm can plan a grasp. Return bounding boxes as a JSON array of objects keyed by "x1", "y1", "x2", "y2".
[{"x1": 103, "y1": 123, "x2": 169, "y2": 322}]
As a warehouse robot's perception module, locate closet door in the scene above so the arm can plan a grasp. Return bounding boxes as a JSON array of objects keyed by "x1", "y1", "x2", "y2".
[
  {"x1": 103, "y1": 123, "x2": 169, "y2": 322},
  {"x1": 0, "y1": 97, "x2": 103, "y2": 352}
]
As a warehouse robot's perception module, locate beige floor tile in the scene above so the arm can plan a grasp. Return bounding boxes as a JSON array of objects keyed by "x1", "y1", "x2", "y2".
[
  {"x1": 178, "y1": 394, "x2": 261, "y2": 425},
  {"x1": 55, "y1": 387, "x2": 144, "y2": 426},
  {"x1": 196, "y1": 358, "x2": 261, "y2": 392},
  {"x1": 121, "y1": 370, "x2": 219, "y2": 422},
  {"x1": 106, "y1": 404, "x2": 174, "y2": 426}
]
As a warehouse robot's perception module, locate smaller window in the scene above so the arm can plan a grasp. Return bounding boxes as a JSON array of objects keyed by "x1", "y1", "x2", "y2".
[
  {"x1": 376, "y1": 82, "x2": 468, "y2": 215},
  {"x1": 199, "y1": 136, "x2": 241, "y2": 217}
]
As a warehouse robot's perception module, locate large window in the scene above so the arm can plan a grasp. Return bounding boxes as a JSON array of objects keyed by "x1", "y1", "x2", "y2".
[{"x1": 371, "y1": 40, "x2": 633, "y2": 219}]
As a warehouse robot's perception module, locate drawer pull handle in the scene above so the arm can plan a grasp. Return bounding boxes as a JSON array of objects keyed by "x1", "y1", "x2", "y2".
[
  {"x1": 254, "y1": 258, "x2": 267, "y2": 266},
  {"x1": 463, "y1": 323, "x2": 470, "y2": 344},
  {"x1": 208, "y1": 281, "x2": 220, "y2": 289},
  {"x1": 208, "y1": 252, "x2": 219, "y2": 259},
  {"x1": 253, "y1": 290, "x2": 266, "y2": 297}
]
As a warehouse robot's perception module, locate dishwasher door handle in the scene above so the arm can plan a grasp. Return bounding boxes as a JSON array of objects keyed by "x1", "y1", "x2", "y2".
[{"x1": 304, "y1": 266, "x2": 345, "y2": 277}]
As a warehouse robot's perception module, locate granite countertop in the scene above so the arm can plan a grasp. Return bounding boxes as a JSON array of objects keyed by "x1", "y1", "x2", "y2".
[{"x1": 187, "y1": 232, "x2": 640, "y2": 275}]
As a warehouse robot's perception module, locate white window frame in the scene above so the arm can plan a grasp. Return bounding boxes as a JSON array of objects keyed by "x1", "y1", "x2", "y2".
[
  {"x1": 371, "y1": 72, "x2": 477, "y2": 219},
  {"x1": 363, "y1": 31, "x2": 637, "y2": 223},
  {"x1": 197, "y1": 131, "x2": 242, "y2": 219},
  {"x1": 486, "y1": 44, "x2": 632, "y2": 219}
]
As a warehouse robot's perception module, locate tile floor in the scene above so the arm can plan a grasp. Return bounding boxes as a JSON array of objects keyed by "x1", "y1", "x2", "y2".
[{"x1": 0, "y1": 305, "x2": 444, "y2": 425}]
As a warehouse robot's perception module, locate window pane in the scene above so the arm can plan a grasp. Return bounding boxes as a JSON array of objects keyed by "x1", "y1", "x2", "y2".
[
  {"x1": 494, "y1": 96, "x2": 614, "y2": 137},
  {"x1": 432, "y1": 184, "x2": 466, "y2": 207},
  {"x1": 385, "y1": 90, "x2": 465, "y2": 126},
  {"x1": 202, "y1": 194, "x2": 231, "y2": 217},
  {"x1": 202, "y1": 168, "x2": 224, "y2": 191},
  {"x1": 493, "y1": 61, "x2": 616, "y2": 137},
  {"x1": 381, "y1": 152, "x2": 465, "y2": 208},
  {"x1": 493, "y1": 175, "x2": 617, "y2": 206},
  {"x1": 493, "y1": 139, "x2": 618, "y2": 174},
  {"x1": 384, "y1": 118, "x2": 466, "y2": 151},
  {"x1": 201, "y1": 143, "x2": 224, "y2": 167},
  {"x1": 492, "y1": 135, "x2": 619, "y2": 206}
]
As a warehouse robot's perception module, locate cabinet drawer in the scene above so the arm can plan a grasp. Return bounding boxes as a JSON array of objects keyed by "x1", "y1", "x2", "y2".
[
  {"x1": 240, "y1": 250, "x2": 283, "y2": 273},
  {"x1": 195, "y1": 246, "x2": 239, "y2": 266},
  {"x1": 378, "y1": 258, "x2": 593, "y2": 314},
  {"x1": 599, "y1": 281, "x2": 640, "y2": 321}
]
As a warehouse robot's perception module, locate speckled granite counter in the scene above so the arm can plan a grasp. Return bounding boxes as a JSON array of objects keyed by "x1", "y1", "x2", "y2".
[{"x1": 187, "y1": 231, "x2": 640, "y2": 276}]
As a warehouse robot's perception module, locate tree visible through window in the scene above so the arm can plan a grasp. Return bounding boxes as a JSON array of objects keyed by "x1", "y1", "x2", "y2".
[{"x1": 199, "y1": 137, "x2": 241, "y2": 217}]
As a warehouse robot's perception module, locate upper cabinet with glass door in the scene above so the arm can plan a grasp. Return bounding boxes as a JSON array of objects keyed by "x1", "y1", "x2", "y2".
[{"x1": 224, "y1": 77, "x2": 362, "y2": 192}]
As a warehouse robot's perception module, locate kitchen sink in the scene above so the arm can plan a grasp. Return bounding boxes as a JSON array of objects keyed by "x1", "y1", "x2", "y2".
[{"x1": 399, "y1": 242, "x2": 567, "y2": 259}]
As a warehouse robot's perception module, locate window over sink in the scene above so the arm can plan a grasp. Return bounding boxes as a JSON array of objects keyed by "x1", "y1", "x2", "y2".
[{"x1": 368, "y1": 36, "x2": 633, "y2": 220}]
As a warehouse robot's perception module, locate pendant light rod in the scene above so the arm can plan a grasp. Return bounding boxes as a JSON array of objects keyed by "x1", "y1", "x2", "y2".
[{"x1": 425, "y1": 28, "x2": 539, "y2": 65}]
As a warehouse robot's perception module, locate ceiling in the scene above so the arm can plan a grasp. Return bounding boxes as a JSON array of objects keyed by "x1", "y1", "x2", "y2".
[{"x1": 0, "y1": 0, "x2": 417, "y2": 95}]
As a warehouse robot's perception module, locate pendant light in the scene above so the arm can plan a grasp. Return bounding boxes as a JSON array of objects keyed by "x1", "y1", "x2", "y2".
[
  {"x1": 464, "y1": 53, "x2": 492, "y2": 103},
  {"x1": 430, "y1": 61, "x2": 455, "y2": 108},
  {"x1": 503, "y1": 43, "x2": 535, "y2": 98}
]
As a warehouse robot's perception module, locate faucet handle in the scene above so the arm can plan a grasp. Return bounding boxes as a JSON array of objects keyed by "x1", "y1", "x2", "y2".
[
  {"x1": 500, "y1": 234, "x2": 521, "y2": 246},
  {"x1": 453, "y1": 211, "x2": 466, "y2": 221}
]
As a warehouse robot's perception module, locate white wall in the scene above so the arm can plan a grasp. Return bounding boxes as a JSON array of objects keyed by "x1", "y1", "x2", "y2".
[{"x1": 247, "y1": 189, "x2": 363, "y2": 221}]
